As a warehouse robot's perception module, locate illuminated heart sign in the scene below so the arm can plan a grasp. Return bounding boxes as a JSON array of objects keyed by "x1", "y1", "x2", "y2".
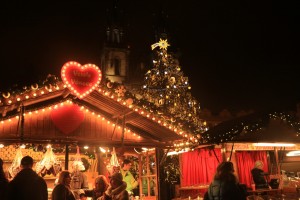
[
  {"x1": 50, "y1": 104, "x2": 85, "y2": 135},
  {"x1": 61, "y1": 61, "x2": 102, "y2": 99}
]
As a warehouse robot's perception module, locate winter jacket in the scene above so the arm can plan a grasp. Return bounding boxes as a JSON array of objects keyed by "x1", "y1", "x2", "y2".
[
  {"x1": 8, "y1": 168, "x2": 48, "y2": 200},
  {"x1": 85, "y1": 188, "x2": 105, "y2": 200},
  {"x1": 52, "y1": 184, "x2": 76, "y2": 200},
  {"x1": 0, "y1": 178, "x2": 9, "y2": 200},
  {"x1": 71, "y1": 171, "x2": 89, "y2": 190},
  {"x1": 120, "y1": 169, "x2": 138, "y2": 194},
  {"x1": 98, "y1": 182, "x2": 129, "y2": 200},
  {"x1": 206, "y1": 179, "x2": 246, "y2": 200},
  {"x1": 251, "y1": 168, "x2": 269, "y2": 189}
]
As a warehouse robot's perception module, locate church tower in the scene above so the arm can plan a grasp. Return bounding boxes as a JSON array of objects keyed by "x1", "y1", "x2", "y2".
[{"x1": 100, "y1": 0, "x2": 130, "y2": 84}]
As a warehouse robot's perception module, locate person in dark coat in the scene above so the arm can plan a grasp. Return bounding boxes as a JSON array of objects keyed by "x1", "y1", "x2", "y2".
[
  {"x1": 0, "y1": 158, "x2": 9, "y2": 200},
  {"x1": 52, "y1": 170, "x2": 76, "y2": 200},
  {"x1": 205, "y1": 161, "x2": 246, "y2": 200},
  {"x1": 251, "y1": 160, "x2": 269, "y2": 189},
  {"x1": 8, "y1": 155, "x2": 48, "y2": 200}
]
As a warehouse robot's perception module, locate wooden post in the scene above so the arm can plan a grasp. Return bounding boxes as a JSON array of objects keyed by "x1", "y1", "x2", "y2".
[
  {"x1": 138, "y1": 154, "x2": 143, "y2": 198},
  {"x1": 65, "y1": 144, "x2": 69, "y2": 170},
  {"x1": 274, "y1": 147, "x2": 283, "y2": 189},
  {"x1": 221, "y1": 143, "x2": 226, "y2": 161}
]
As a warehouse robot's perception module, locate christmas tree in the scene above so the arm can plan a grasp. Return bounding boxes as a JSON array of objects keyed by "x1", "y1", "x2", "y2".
[{"x1": 141, "y1": 39, "x2": 204, "y2": 135}]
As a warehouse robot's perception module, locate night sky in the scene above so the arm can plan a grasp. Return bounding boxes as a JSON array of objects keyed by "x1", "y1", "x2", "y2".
[{"x1": 0, "y1": 1, "x2": 299, "y2": 114}]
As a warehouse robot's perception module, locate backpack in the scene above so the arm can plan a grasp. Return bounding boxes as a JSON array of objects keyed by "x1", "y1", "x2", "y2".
[
  {"x1": 207, "y1": 180, "x2": 224, "y2": 200},
  {"x1": 204, "y1": 181, "x2": 247, "y2": 200}
]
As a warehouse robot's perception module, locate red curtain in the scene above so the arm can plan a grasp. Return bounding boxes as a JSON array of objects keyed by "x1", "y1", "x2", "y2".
[
  {"x1": 181, "y1": 148, "x2": 222, "y2": 186},
  {"x1": 235, "y1": 151, "x2": 269, "y2": 188}
]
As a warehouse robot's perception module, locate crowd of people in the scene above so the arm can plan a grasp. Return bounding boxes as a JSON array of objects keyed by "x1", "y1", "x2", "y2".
[
  {"x1": 204, "y1": 160, "x2": 272, "y2": 200},
  {"x1": 1, "y1": 153, "x2": 274, "y2": 200},
  {"x1": 0, "y1": 156, "x2": 138, "y2": 200}
]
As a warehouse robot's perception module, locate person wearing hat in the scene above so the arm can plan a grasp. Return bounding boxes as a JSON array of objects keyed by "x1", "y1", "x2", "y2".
[
  {"x1": 8, "y1": 155, "x2": 48, "y2": 200},
  {"x1": 251, "y1": 160, "x2": 270, "y2": 189},
  {"x1": 99, "y1": 172, "x2": 129, "y2": 200},
  {"x1": 0, "y1": 158, "x2": 9, "y2": 200}
]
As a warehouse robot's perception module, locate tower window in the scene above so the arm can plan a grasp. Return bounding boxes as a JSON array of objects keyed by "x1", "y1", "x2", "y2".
[
  {"x1": 113, "y1": 29, "x2": 120, "y2": 43},
  {"x1": 114, "y1": 58, "x2": 120, "y2": 75}
]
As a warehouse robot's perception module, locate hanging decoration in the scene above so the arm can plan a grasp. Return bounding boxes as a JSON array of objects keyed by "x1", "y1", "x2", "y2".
[
  {"x1": 61, "y1": 61, "x2": 102, "y2": 99},
  {"x1": 125, "y1": 98, "x2": 133, "y2": 105},
  {"x1": 50, "y1": 103, "x2": 85, "y2": 135},
  {"x1": 106, "y1": 147, "x2": 120, "y2": 175},
  {"x1": 71, "y1": 146, "x2": 86, "y2": 172},
  {"x1": 162, "y1": 154, "x2": 180, "y2": 184},
  {"x1": 8, "y1": 147, "x2": 23, "y2": 178},
  {"x1": 35, "y1": 146, "x2": 62, "y2": 177},
  {"x1": 151, "y1": 38, "x2": 170, "y2": 50},
  {"x1": 115, "y1": 85, "x2": 126, "y2": 97},
  {"x1": 70, "y1": 146, "x2": 87, "y2": 190}
]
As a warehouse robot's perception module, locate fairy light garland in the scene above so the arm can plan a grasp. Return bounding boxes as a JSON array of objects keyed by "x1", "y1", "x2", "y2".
[
  {"x1": 0, "y1": 74, "x2": 202, "y2": 149},
  {"x1": 0, "y1": 100, "x2": 141, "y2": 141},
  {"x1": 270, "y1": 112, "x2": 300, "y2": 136},
  {"x1": 96, "y1": 85, "x2": 199, "y2": 145},
  {"x1": 200, "y1": 111, "x2": 300, "y2": 145}
]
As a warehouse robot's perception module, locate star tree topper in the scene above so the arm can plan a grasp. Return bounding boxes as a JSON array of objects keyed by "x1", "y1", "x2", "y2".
[{"x1": 151, "y1": 39, "x2": 170, "y2": 50}]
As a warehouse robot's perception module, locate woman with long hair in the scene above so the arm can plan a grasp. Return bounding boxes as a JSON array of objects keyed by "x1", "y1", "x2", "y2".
[
  {"x1": 205, "y1": 161, "x2": 246, "y2": 200},
  {"x1": 0, "y1": 158, "x2": 9, "y2": 200},
  {"x1": 52, "y1": 171, "x2": 76, "y2": 200},
  {"x1": 84, "y1": 175, "x2": 109, "y2": 200},
  {"x1": 99, "y1": 172, "x2": 129, "y2": 200}
]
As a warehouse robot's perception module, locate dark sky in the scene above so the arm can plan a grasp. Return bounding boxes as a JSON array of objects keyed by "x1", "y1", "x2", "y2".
[{"x1": 0, "y1": 0, "x2": 299, "y2": 114}]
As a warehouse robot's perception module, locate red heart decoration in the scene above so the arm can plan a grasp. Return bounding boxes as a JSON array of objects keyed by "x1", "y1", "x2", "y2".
[
  {"x1": 61, "y1": 61, "x2": 102, "y2": 99},
  {"x1": 50, "y1": 104, "x2": 85, "y2": 135}
]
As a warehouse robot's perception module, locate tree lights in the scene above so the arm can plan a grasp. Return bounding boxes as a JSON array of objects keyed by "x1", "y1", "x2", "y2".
[{"x1": 139, "y1": 39, "x2": 206, "y2": 147}]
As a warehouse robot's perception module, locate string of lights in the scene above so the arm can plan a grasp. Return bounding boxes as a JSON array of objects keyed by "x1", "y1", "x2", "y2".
[{"x1": 200, "y1": 111, "x2": 300, "y2": 145}]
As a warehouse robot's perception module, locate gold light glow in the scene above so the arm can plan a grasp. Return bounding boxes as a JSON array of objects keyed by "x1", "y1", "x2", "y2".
[{"x1": 253, "y1": 143, "x2": 295, "y2": 147}]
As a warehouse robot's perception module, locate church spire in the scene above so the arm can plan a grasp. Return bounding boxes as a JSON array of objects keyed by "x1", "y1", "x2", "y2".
[
  {"x1": 105, "y1": 0, "x2": 126, "y2": 47},
  {"x1": 101, "y1": 0, "x2": 130, "y2": 84}
]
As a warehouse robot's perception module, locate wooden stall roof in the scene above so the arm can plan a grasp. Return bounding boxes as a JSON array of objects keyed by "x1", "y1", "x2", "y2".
[
  {"x1": 200, "y1": 106, "x2": 300, "y2": 145},
  {"x1": 0, "y1": 82, "x2": 186, "y2": 148}
]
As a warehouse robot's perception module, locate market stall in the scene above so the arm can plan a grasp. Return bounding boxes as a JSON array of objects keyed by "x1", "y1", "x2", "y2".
[
  {"x1": 0, "y1": 61, "x2": 201, "y2": 200},
  {"x1": 187, "y1": 107, "x2": 300, "y2": 199}
]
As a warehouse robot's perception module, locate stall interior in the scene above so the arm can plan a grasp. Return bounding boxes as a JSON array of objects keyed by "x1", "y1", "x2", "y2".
[
  {"x1": 0, "y1": 143, "x2": 160, "y2": 200},
  {"x1": 174, "y1": 144, "x2": 300, "y2": 200}
]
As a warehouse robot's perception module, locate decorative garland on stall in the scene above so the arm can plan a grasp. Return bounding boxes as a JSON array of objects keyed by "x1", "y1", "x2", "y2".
[{"x1": 200, "y1": 111, "x2": 300, "y2": 145}]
